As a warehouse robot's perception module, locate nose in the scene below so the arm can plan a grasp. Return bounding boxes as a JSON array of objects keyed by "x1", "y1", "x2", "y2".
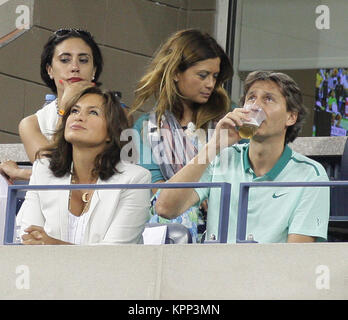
[
  {"x1": 71, "y1": 58, "x2": 80, "y2": 73},
  {"x1": 72, "y1": 110, "x2": 85, "y2": 121},
  {"x1": 205, "y1": 75, "x2": 216, "y2": 89},
  {"x1": 250, "y1": 97, "x2": 263, "y2": 109},
  {"x1": 251, "y1": 101, "x2": 263, "y2": 110}
]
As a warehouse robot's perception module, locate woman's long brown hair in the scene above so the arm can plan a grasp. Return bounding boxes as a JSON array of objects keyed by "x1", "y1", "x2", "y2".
[
  {"x1": 129, "y1": 29, "x2": 233, "y2": 130},
  {"x1": 37, "y1": 86, "x2": 129, "y2": 180}
]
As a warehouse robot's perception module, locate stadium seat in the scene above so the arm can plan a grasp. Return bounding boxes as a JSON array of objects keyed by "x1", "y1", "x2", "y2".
[{"x1": 145, "y1": 223, "x2": 192, "y2": 244}]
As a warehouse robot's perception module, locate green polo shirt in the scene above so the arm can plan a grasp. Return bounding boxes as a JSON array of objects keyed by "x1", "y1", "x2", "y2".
[{"x1": 195, "y1": 144, "x2": 330, "y2": 243}]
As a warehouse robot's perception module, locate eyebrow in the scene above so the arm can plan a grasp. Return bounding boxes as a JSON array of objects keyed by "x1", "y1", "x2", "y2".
[
  {"x1": 247, "y1": 90, "x2": 278, "y2": 97},
  {"x1": 73, "y1": 104, "x2": 102, "y2": 110},
  {"x1": 58, "y1": 53, "x2": 91, "y2": 57},
  {"x1": 198, "y1": 69, "x2": 220, "y2": 73}
]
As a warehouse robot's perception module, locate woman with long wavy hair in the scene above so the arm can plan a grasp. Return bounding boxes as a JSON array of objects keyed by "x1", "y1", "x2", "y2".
[
  {"x1": 17, "y1": 86, "x2": 151, "y2": 245},
  {"x1": 129, "y1": 29, "x2": 233, "y2": 242}
]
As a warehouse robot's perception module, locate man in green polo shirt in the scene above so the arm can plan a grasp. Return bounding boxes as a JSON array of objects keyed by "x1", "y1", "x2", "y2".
[{"x1": 155, "y1": 70, "x2": 329, "y2": 243}]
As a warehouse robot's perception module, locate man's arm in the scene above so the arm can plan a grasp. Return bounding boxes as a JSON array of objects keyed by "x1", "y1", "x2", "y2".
[
  {"x1": 156, "y1": 110, "x2": 248, "y2": 219},
  {"x1": 287, "y1": 234, "x2": 315, "y2": 243},
  {"x1": 155, "y1": 144, "x2": 212, "y2": 219}
]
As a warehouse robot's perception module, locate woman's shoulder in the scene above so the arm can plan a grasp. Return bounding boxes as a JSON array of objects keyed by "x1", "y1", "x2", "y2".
[
  {"x1": 35, "y1": 99, "x2": 57, "y2": 116},
  {"x1": 31, "y1": 158, "x2": 57, "y2": 182},
  {"x1": 117, "y1": 161, "x2": 152, "y2": 176},
  {"x1": 35, "y1": 99, "x2": 59, "y2": 138},
  {"x1": 112, "y1": 161, "x2": 151, "y2": 182},
  {"x1": 32, "y1": 158, "x2": 50, "y2": 170},
  {"x1": 133, "y1": 113, "x2": 151, "y2": 130}
]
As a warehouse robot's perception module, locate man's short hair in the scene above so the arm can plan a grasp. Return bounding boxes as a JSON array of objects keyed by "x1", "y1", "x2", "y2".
[{"x1": 240, "y1": 70, "x2": 308, "y2": 144}]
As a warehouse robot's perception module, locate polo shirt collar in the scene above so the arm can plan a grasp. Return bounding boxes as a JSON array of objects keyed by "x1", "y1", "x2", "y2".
[{"x1": 243, "y1": 144, "x2": 293, "y2": 180}]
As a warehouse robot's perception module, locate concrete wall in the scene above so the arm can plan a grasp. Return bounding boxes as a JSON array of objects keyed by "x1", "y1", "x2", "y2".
[
  {"x1": 1, "y1": 243, "x2": 347, "y2": 299},
  {"x1": 1, "y1": 136, "x2": 347, "y2": 163},
  {"x1": 0, "y1": 0, "x2": 217, "y2": 143},
  {"x1": 238, "y1": 0, "x2": 348, "y2": 71}
]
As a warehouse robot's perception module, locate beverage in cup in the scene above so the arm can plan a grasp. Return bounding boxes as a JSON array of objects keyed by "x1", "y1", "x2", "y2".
[{"x1": 238, "y1": 104, "x2": 266, "y2": 139}]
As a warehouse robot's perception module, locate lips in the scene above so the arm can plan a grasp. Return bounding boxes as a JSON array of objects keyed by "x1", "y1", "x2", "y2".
[
  {"x1": 70, "y1": 124, "x2": 85, "y2": 130},
  {"x1": 200, "y1": 92, "x2": 211, "y2": 98},
  {"x1": 68, "y1": 77, "x2": 83, "y2": 83}
]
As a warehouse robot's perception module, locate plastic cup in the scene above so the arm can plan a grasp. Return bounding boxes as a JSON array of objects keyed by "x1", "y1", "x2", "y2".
[{"x1": 238, "y1": 104, "x2": 266, "y2": 139}]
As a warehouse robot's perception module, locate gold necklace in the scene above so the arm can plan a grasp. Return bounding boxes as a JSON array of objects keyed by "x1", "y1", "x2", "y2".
[
  {"x1": 71, "y1": 172, "x2": 92, "y2": 203},
  {"x1": 81, "y1": 192, "x2": 89, "y2": 203},
  {"x1": 70, "y1": 171, "x2": 95, "y2": 215}
]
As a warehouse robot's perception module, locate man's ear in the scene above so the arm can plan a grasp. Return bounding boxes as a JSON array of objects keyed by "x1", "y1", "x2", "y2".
[{"x1": 286, "y1": 111, "x2": 298, "y2": 127}]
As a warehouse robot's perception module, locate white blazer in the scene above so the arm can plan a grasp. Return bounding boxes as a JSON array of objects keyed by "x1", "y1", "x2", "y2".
[{"x1": 16, "y1": 158, "x2": 151, "y2": 244}]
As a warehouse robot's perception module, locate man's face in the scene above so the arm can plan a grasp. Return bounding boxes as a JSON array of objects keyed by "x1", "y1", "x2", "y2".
[{"x1": 244, "y1": 80, "x2": 297, "y2": 142}]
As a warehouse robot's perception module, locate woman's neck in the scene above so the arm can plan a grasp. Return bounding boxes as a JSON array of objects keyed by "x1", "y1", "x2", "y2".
[
  {"x1": 180, "y1": 101, "x2": 194, "y2": 127},
  {"x1": 72, "y1": 148, "x2": 99, "y2": 183}
]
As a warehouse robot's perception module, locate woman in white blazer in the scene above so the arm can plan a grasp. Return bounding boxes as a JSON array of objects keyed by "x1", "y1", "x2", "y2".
[{"x1": 16, "y1": 86, "x2": 151, "y2": 245}]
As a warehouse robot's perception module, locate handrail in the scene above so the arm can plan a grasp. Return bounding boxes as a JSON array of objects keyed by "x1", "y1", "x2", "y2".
[
  {"x1": 4, "y1": 182, "x2": 231, "y2": 245},
  {"x1": 237, "y1": 180, "x2": 348, "y2": 243}
]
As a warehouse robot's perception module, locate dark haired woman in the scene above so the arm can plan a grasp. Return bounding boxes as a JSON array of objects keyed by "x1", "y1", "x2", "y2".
[
  {"x1": 16, "y1": 86, "x2": 150, "y2": 245},
  {"x1": 0, "y1": 28, "x2": 103, "y2": 181},
  {"x1": 129, "y1": 29, "x2": 233, "y2": 242}
]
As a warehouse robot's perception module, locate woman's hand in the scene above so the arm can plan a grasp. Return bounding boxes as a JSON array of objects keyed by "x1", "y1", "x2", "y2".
[
  {"x1": 0, "y1": 160, "x2": 31, "y2": 182},
  {"x1": 59, "y1": 79, "x2": 95, "y2": 114},
  {"x1": 22, "y1": 225, "x2": 70, "y2": 245}
]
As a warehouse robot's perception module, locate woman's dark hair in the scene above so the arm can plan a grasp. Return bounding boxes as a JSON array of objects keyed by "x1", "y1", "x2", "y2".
[
  {"x1": 38, "y1": 87, "x2": 129, "y2": 180},
  {"x1": 240, "y1": 70, "x2": 308, "y2": 144},
  {"x1": 40, "y1": 28, "x2": 103, "y2": 93}
]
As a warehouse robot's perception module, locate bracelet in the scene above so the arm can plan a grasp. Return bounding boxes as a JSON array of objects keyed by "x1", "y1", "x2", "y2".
[{"x1": 57, "y1": 108, "x2": 65, "y2": 117}]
